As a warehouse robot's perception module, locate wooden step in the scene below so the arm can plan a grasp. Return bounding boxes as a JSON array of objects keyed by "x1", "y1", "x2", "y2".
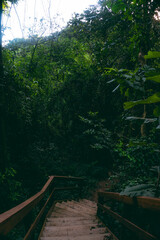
[
  {"x1": 42, "y1": 226, "x2": 106, "y2": 237},
  {"x1": 60, "y1": 201, "x2": 97, "y2": 213},
  {"x1": 46, "y1": 218, "x2": 99, "y2": 226},
  {"x1": 79, "y1": 199, "x2": 97, "y2": 206},
  {"x1": 59, "y1": 200, "x2": 97, "y2": 211},
  {"x1": 39, "y1": 200, "x2": 111, "y2": 240},
  {"x1": 40, "y1": 233, "x2": 111, "y2": 240},
  {"x1": 50, "y1": 209, "x2": 90, "y2": 217},
  {"x1": 51, "y1": 209, "x2": 93, "y2": 218},
  {"x1": 55, "y1": 203, "x2": 96, "y2": 216},
  {"x1": 46, "y1": 216, "x2": 97, "y2": 221},
  {"x1": 43, "y1": 224, "x2": 104, "y2": 231},
  {"x1": 71, "y1": 200, "x2": 97, "y2": 209}
]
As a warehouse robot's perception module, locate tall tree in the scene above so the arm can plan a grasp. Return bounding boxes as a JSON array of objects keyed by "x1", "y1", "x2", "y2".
[{"x1": 0, "y1": 0, "x2": 19, "y2": 170}]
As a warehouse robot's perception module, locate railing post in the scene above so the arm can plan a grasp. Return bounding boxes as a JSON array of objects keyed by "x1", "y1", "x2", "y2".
[
  {"x1": 0, "y1": 175, "x2": 86, "y2": 239},
  {"x1": 97, "y1": 192, "x2": 104, "y2": 216},
  {"x1": 78, "y1": 179, "x2": 85, "y2": 199},
  {"x1": 24, "y1": 210, "x2": 35, "y2": 235}
]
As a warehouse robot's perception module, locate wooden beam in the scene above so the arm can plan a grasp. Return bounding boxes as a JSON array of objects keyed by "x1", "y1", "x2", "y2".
[
  {"x1": 98, "y1": 203, "x2": 158, "y2": 240},
  {"x1": 24, "y1": 188, "x2": 56, "y2": 240},
  {"x1": 53, "y1": 176, "x2": 85, "y2": 181},
  {"x1": 0, "y1": 176, "x2": 54, "y2": 235},
  {"x1": 0, "y1": 176, "x2": 84, "y2": 236},
  {"x1": 24, "y1": 186, "x2": 80, "y2": 239},
  {"x1": 98, "y1": 192, "x2": 160, "y2": 211}
]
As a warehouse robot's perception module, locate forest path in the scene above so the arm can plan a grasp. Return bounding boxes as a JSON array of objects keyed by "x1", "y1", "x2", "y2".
[
  {"x1": 90, "y1": 174, "x2": 119, "y2": 202},
  {"x1": 39, "y1": 199, "x2": 112, "y2": 240}
]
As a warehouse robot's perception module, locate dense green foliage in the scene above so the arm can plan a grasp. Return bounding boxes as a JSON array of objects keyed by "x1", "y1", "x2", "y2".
[{"x1": 0, "y1": 0, "x2": 160, "y2": 227}]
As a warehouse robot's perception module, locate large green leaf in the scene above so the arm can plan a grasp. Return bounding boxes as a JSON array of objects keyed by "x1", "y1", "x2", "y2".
[
  {"x1": 120, "y1": 184, "x2": 155, "y2": 197},
  {"x1": 153, "y1": 106, "x2": 160, "y2": 117},
  {"x1": 146, "y1": 75, "x2": 160, "y2": 83},
  {"x1": 124, "y1": 92, "x2": 160, "y2": 110},
  {"x1": 144, "y1": 51, "x2": 160, "y2": 59}
]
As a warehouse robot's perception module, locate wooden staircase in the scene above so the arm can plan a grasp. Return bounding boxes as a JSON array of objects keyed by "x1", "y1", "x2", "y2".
[
  {"x1": 39, "y1": 199, "x2": 110, "y2": 240},
  {"x1": 0, "y1": 176, "x2": 159, "y2": 240}
]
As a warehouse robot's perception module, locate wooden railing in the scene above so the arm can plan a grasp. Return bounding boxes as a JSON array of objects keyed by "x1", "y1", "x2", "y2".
[
  {"x1": 97, "y1": 191, "x2": 160, "y2": 240},
  {"x1": 0, "y1": 175, "x2": 85, "y2": 239}
]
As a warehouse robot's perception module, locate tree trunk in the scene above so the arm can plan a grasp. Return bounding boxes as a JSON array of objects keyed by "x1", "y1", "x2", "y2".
[
  {"x1": 140, "y1": 104, "x2": 146, "y2": 137},
  {"x1": 0, "y1": 0, "x2": 8, "y2": 171}
]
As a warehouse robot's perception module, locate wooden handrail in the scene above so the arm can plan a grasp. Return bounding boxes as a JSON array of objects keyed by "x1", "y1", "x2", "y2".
[
  {"x1": 98, "y1": 203, "x2": 158, "y2": 240},
  {"x1": 98, "y1": 191, "x2": 160, "y2": 211},
  {"x1": 24, "y1": 188, "x2": 56, "y2": 240},
  {"x1": 0, "y1": 175, "x2": 84, "y2": 237},
  {"x1": 0, "y1": 176, "x2": 54, "y2": 235},
  {"x1": 52, "y1": 175, "x2": 85, "y2": 181},
  {"x1": 24, "y1": 186, "x2": 79, "y2": 240},
  {"x1": 97, "y1": 191, "x2": 160, "y2": 240}
]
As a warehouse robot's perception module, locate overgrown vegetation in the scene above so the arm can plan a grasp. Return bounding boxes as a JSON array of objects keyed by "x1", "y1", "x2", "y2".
[{"x1": 0, "y1": 0, "x2": 160, "y2": 230}]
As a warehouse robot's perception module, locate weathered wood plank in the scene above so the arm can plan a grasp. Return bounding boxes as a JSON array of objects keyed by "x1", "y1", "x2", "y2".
[
  {"x1": 98, "y1": 203, "x2": 158, "y2": 240},
  {"x1": 0, "y1": 176, "x2": 83, "y2": 236},
  {"x1": 98, "y1": 192, "x2": 160, "y2": 211},
  {"x1": 39, "y1": 200, "x2": 118, "y2": 240},
  {"x1": 0, "y1": 176, "x2": 54, "y2": 235},
  {"x1": 24, "y1": 187, "x2": 79, "y2": 240}
]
